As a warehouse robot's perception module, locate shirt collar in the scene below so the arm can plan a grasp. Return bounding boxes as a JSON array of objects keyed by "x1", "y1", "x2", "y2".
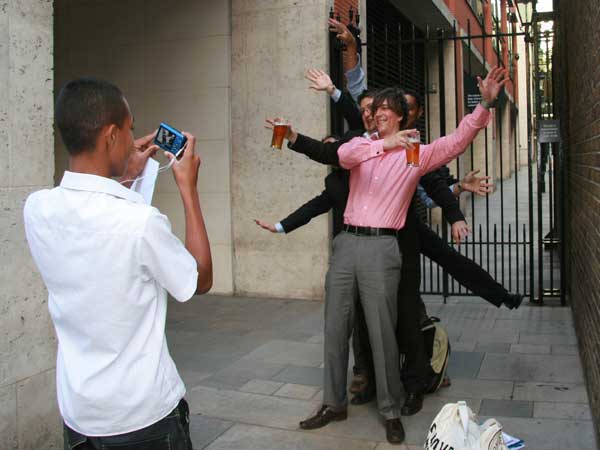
[
  {"x1": 60, "y1": 171, "x2": 145, "y2": 204},
  {"x1": 363, "y1": 131, "x2": 379, "y2": 140}
]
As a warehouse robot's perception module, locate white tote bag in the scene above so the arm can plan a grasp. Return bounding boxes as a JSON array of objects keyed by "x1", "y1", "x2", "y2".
[{"x1": 424, "y1": 401, "x2": 508, "y2": 450}]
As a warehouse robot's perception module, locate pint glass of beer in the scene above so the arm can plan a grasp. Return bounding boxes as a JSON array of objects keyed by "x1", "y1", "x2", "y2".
[
  {"x1": 406, "y1": 131, "x2": 421, "y2": 167},
  {"x1": 271, "y1": 120, "x2": 289, "y2": 150}
]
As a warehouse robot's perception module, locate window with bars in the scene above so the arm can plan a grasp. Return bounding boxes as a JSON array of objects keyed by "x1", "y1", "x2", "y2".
[
  {"x1": 466, "y1": 0, "x2": 485, "y2": 25},
  {"x1": 366, "y1": 0, "x2": 426, "y2": 135}
]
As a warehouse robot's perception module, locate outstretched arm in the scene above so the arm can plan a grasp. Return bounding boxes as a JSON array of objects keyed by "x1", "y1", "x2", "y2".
[
  {"x1": 419, "y1": 67, "x2": 508, "y2": 174},
  {"x1": 255, "y1": 190, "x2": 334, "y2": 234}
]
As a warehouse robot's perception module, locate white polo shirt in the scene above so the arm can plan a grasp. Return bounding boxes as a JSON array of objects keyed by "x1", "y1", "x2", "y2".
[{"x1": 24, "y1": 171, "x2": 198, "y2": 436}]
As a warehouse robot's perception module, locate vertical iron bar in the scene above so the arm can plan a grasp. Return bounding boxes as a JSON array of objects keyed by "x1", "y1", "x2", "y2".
[
  {"x1": 438, "y1": 28, "x2": 449, "y2": 303},
  {"x1": 525, "y1": 29, "x2": 535, "y2": 302},
  {"x1": 482, "y1": 26, "x2": 491, "y2": 279},
  {"x1": 508, "y1": 224, "x2": 512, "y2": 292},
  {"x1": 548, "y1": 145, "x2": 554, "y2": 292},
  {"x1": 467, "y1": 20, "x2": 476, "y2": 262},
  {"x1": 537, "y1": 142, "x2": 545, "y2": 304},
  {"x1": 494, "y1": 224, "x2": 498, "y2": 280},
  {"x1": 514, "y1": 106, "x2": 520, "y2": 293},
  {"x1": 523, "y1": 224, "x2": 527, "y2": 295},
  {"x1": 496, "y1": 32, "x2": 505, "y2": 288}
]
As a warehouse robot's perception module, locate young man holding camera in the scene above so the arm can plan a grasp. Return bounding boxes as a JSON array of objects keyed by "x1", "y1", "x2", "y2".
[{"x1": 24, "y1": 78, "x2": 212, "y2": 450}]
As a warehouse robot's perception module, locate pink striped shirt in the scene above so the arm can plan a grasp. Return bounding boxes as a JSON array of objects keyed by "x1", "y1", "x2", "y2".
[{"x1": 338, "y1": 105, "x2": 490, "y2": 230}]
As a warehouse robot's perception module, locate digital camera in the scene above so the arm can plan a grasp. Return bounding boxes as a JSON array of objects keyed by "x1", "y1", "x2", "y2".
[{"x1": 154, "y1": 122, "x2": 188, "y2": 158}]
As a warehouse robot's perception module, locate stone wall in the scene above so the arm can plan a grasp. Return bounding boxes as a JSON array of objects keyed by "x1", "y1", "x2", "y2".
[
  {"x1": 54, "y1": 0, "x2": 234, "y2": 294},
  {"x1": 0, "y1": 1, "x2": 61, "y2": 449},
  {"x1": 556, "y1": 0, "x2": 600, "y2": 442},
  {"x1": 231, "y1": 0, "x2": 330, "y2": 299}
]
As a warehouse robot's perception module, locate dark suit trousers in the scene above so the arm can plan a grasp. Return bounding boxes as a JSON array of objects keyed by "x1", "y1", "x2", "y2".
[{"x1": 416, "y1": 220, "x2": 507, "y2": 306}]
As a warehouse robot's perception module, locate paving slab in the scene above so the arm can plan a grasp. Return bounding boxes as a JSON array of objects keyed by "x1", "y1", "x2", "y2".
[
  {"x1": 274, "y1": 383, "x2": 321, "y2": 400},
  {"x1": 478, "y1": 353, "x2": 583, "y2": 383},
  {"x1": 243, "y1": 340, "x2": 323, "y2": 367},
  {"x1": 434, "y1": 378, "x2": 514, "y2": 400},
  {"x1": 478, "y1": 416, "x2": 597, "y2": 450},
  {"x1": 551, "y1": 344, "x2": 579, "y2": 355},
  {"x1": 189, "y1": 415, "x2": 234, "y2": 450},
  {"x1": 239, "y1": 379, "x2": 283, "y2": 395},
  {"x1": 510, "y1": 343, "x2": 551, "y2": 354},
  {"x1": 518, "y1": 333, "x2": 577, "y2": 345},
  {"x1": 204, "y1": 423, "x2": 377, "y2": 450},
  {"x1": 533, "y1": 401, "x2": 592, "y2": 420},
  {"x1": 474, "y1": 342, "x2": 510, "y2": 353},
  {"x1": 493, "y1": 318, "x2": 576, "y2": 335},
  {"x1": 446, "y1": 351, "x2": 484, "y2": 379},
  {"x1": 270, "y1": 365, "x2": 324, "y2": 386},
  {"x1": 187, "y1": 386, "x2": 317, "y2": 430},
  {"x1": 198, "y1": 358, "x2": 286, "y2": 390},
  {"x1": 512, "y1": 381, "x2": 589, "y2": 403},
  {"x1": 479, "y1": 399, "x2": 533, "y2": 418}
]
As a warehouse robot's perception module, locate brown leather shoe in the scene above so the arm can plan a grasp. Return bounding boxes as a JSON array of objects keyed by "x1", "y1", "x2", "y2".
[
  {"x1": 349, "y1": 374, "x2": 368, "y2": 394},
  {"x1": 385, "y1": 418, "x2": 405, "y2": 444},
  {"x1": 299, "y1": 405, "x2": 348, "y2": 430}
]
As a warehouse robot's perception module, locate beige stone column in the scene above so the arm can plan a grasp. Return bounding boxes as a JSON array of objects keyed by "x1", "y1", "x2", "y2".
[
  {"x1": 0, "y1": 1, "x2": 61, "y2": 449},
  {"x1": 231, "y1": 1, "x2": 330, "y2": 299}
]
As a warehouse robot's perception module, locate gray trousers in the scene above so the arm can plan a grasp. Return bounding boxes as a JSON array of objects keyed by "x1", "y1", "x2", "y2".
[{"x1": 323, "y1": 232, "x2": 403, "y2": 419}]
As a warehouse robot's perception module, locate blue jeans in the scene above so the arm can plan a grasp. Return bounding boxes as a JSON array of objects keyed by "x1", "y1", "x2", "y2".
[{"x1": 63, "y1": 399, "x2": 193, "y2": 450}]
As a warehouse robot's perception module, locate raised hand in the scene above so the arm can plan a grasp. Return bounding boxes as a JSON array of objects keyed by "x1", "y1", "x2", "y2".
[
  {"x1": 305, "y1": 69, "x2": 335, "y2": 95},
  {"x1": 254, "y1": 219, "x2": 277, "y2": 233},
  {"x1": 327, "y1": 18, "x2": 356, "y2": 47},
  {"x1": 477, "y1": 66, "x2": 509, "y2": 105},
  {"x1": 460, "y1": 169, "x2": 493, "y2": 196},
  {"x1": 166, "y1": 132, "x2": 201, "y2": 194},
  {"x1": 451, "y1": 220, "x2": 471, "y2": 247}
]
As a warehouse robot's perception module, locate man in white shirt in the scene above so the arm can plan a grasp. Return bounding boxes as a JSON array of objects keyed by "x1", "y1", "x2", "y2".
[{"x1": 24, "y1": 78, "x2": 212, "y2": 450}]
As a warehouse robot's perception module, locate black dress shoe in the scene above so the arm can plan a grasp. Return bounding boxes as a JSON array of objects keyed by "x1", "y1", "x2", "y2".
[
  {"x1": 385, "y1": 418, "x2": 405, "y2": 444},
  {"x1": 299, "y1": 405, "x2": 347, "y2": 430},
  {"x1": 503, "y1": 293, "x2": 524, "y2": 310},
  {"x1": 351, "y1": 387, "x2": 376, "y2": 405},
  {"x1": 401, "y1": 391, "x2": 424, "y2": 416}
]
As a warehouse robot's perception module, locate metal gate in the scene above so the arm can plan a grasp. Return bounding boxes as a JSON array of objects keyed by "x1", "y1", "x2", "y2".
[{"x1": 328, "y1": 3, "x2": 565, "y2": 305}]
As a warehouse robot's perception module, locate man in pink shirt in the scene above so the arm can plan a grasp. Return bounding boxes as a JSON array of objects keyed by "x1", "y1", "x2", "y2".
[{"x1": 299, "y1": 67, "x2": 507, "y2": 444}]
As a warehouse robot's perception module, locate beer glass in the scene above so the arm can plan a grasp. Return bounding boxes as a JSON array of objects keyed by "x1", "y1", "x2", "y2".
[
  {"x1": 271, "y1": 120, "x2": 289, "y2": 150},
  {"x1": 406, "y1": 131, "x2": 420, "y2": 167}
]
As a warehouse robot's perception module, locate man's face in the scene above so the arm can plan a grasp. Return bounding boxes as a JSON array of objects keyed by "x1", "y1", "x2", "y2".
[
  {"x1": 359, "y1": 97, "x2": 376, "y2": 132},
  {"x1": 109, "y1": 99, "x2": 135, "y2": 177},
  {"x1": 374, "y1": 100, "x2": 402, "y2": 137},
  {"x1": 404, "y1": 94, "x2": 423, "y2": 130}
]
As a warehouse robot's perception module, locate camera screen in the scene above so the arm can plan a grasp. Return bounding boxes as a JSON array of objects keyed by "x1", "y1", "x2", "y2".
[{"x1": 156, "y1": 127, "x2": 178, "y2": 151}]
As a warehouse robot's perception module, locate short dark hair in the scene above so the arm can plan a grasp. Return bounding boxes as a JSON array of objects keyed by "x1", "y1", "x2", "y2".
[
  {"x1": 403, "y1": 88, "x2": 424, "y2": 109},
  {"x1": 371, "y1": 87, "x2": 409, "y2": 128},
  {"x1": 55, "y1": 78, "x2": 129, "y2": 154},
  {"x1": 357, "y1": 89, "x2": 378, "y2": 105}
]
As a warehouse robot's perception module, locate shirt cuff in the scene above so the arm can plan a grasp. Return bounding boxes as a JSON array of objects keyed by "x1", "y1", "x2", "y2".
[
  {"x1": 472, "y1": 104, "x2": 492, "y2": 127},
  {"x1": 370, "y1": 140, "x2": 385, "y2": 158},
  {"x1": 330, "y1": 88, "x2": 342, "y2": 103},
  {"x1": 275, "y1": 222, "x2": 285, "y2": 233}
]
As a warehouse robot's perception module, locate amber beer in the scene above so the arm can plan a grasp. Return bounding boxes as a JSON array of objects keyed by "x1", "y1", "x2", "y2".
[
  {"x1": 271, "y1": 122, "x2": 289, "y2": 150},
  {"x1": 406, "y1": 131, "x2": 421, "y2": 167}
]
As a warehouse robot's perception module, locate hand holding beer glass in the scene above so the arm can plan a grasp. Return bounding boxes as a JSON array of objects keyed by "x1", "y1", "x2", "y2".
[
  {"x1": 406, "y1": 130, "x2": 420, "y2": 167},
  {"x1": 270, "y1": 119, "x2": 290, "y2": 150}
]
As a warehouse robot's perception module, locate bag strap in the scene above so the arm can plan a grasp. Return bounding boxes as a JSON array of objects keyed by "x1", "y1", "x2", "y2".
[{"x1": 457, "y1": 401, "x2": 470, "y2": 436}]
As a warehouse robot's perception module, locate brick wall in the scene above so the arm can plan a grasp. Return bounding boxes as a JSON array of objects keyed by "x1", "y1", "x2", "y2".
[
  {"x1": 557, "y1": 0, "x2": 600, "y2": 441},
  {"x1": 334, "y1": 0, "x2": 359, "y2": 22}
]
